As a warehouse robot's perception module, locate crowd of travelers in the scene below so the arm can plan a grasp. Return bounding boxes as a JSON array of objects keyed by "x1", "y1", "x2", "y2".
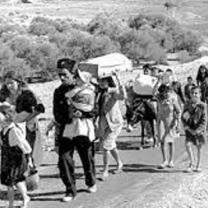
[{"x1": 0, "y1": 58, "x2": 208, "y2": 207}]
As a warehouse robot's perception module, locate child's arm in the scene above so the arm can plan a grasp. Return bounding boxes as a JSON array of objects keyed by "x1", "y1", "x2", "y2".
[{"x1": 194, "y1": 103, "x2": 207, "y2": 135}]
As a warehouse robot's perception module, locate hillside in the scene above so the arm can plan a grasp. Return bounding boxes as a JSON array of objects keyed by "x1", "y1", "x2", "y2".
[{"x1": 1, "y1": 0, "x2": 208, "y2": 38}]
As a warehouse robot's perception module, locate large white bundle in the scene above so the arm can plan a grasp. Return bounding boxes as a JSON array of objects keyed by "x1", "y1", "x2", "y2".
[
  {"x1": 78, "y1": 53, "x2": 133, "y2": 78},
  {"x1": 133, "y1": 74, "x2": 157, "y2": 96}
]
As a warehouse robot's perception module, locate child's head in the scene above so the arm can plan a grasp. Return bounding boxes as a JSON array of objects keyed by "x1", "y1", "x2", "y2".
[
  {"x1": 0, "y1": 112, "x2": 13, "y2": 128},
  {"x1": 0, "y1": 104, "x2": 15, "y2": 128},
  {"x1": 187, "y1": 76, "x2": 193, "y2": 84},
  {"x1": 191, "y1": 86, "x2": 201, "y2": 102}
]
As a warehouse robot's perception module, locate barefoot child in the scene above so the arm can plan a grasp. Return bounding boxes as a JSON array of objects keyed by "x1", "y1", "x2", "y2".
[
  {"x1": 153, "y1": 84, "x2": 181, "y2": 168},
  {"x1": 0, "y1": 105, "x2": 32, "y2": 208},
  {"x1": 97, "y1": 74, "x2": 126, "y2": 180},
  {"x1": 181, "y1": 86, "x2": 207, "y2": 172}
]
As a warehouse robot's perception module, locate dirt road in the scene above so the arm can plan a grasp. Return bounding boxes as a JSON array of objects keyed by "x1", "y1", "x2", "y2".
[{"x1": 28, "y1": 130, "x2": 188, "y2": 208}]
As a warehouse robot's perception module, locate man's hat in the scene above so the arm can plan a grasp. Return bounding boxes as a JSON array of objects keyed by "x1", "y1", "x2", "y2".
[{"x1": 57, "y1": 58, "x2": 76, "y2": 73}]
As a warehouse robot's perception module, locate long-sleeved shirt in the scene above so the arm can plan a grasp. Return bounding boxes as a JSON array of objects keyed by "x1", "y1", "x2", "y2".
[{"x1": 3, "y1": 123, "x2": 32, "y2": 154}]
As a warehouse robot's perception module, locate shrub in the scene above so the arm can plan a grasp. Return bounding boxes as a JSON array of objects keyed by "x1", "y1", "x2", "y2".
[
  {"x1": 88, "y1": 35, "x2": 119, "y2": 58},
  {"x1": 25, "y1": 42, "x2": 59, "y2": 71},
  {"x1": 118, "y1": 29, "x2": 166, "y2": 64},
  {"x1": 128, "y1": 13, "x2": 202, "y2": 53},
  {"x1": 29, "y1": 21, "x2": 56, "y2": 36},
  {"x1": 0, "y1": 24, "x2": 26, "y2": 37},
  {"x1": 9, "y1": 35, "x2": 33, "y2": 58},
  {"x1": 87, "y1": 13, "x2": 128, "y2": 41}
]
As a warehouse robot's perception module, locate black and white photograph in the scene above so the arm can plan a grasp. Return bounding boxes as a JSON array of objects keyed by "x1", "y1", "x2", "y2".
[{"x1": 0, "y1": 0, "x2": 208, "y2": 207}]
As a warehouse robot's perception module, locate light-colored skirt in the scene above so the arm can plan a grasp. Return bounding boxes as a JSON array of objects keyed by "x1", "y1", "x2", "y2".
[{"x1": 101, "y1": 126, "x2": 122, "y2": 151}]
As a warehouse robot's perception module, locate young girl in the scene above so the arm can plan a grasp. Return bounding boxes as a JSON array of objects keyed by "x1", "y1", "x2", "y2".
[
  {"x1": 97, "y1": 74, "x2": 125, "y2": 180},
  {"x1": 0, "y1": 106, "x2": 32, "y2": 208},
  {"x1": 153, "y1": 83, "x2": 181, "y2": 168},
  {"x1": 181, "y1": 86, "x2": 207, "y2": 172}
]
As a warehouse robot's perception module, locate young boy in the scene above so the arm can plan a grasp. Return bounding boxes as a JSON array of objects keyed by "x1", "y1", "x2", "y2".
[{"x1": 181, "y1": 86, "x2": 207, "y2": 172}]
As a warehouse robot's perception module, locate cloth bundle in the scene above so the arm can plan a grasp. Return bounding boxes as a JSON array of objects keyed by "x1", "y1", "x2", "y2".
[{"x1": 133, "y1": 74, "x2": 157, "y2": 96}]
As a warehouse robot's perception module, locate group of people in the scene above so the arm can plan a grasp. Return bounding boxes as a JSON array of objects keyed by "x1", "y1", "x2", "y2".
[
  {"x1": 0, "y1": 58, "x2": 208, "y2": 207},
  {"x1": 130, "y1": 64, "x2": 207, "y2": 172}
]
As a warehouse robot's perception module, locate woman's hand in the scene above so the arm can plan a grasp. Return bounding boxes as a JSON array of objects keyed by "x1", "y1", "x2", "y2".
[
  {"x1": 73, "y1": 110, "x2": 82, "y2": 118},
  {"x1": 28, "y1": 157, "x2": 34, "y2": 168}
]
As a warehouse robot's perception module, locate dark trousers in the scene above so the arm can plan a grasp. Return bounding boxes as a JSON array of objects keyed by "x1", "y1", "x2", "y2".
[{"x1": 58, "y1": 136, "x2": 96, "y2": 197}]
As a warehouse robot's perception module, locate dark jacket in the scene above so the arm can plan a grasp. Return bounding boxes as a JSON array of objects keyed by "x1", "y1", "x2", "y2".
[
  {"x1": 53, "y1": 83, "x2": 74, "y2": 126},
  {"x1": 200, "y1": 82, "x2": 208, "y2": 103}
]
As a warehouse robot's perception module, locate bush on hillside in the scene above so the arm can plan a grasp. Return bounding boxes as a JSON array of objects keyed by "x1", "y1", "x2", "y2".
[
  {"x1": 118, "y1": 29, "x2": 166, "y2": 64},
  {"x1": 29, "y1": 22, "x2": 56, "y2": 36},
  {"x1": 87, "y1": 13, "x2": 128, "y2": 41},
  {"x1": 25, "y1": 42, "x2": 59, "y2": 71},
  {"x1": 174, "y1": 30, "x2": 202, "y2": 53},
  {"x1": 63, "y1": 30, "x2": 119, "y2": 61},
  {"x1": 128, "y1": 13, "x2": 202, "y2": 53},
  {"x1": 30, "y1": 16, "x2": 86, "y2": 35},
  {"x1": 0, "y1": 42, "x2": 14, "y2": 68},
  {"x1": 9, "y1": 36, "x2": 33, "y2": 58}
]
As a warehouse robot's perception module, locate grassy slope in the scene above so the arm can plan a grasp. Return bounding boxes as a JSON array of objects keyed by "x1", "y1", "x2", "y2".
[{"x1": 1, "y1": 0, "x2": 208, "y2": 36}]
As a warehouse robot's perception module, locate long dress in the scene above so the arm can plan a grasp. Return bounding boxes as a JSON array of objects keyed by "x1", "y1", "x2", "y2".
[
  {"x1": 0, "y1": 85, "x2": 45, "y2": 167},
  {"x1": 1, "y1": 124, "x2": 30, "y2": 186}
]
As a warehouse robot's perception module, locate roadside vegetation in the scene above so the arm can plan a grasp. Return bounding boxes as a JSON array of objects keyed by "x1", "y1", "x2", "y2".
[{"x1": 0, "y1": 12, "x2": 203, "y2": 77}]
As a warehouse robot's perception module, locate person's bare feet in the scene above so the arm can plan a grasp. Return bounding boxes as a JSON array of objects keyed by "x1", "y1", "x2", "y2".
[{"x1": 22, "y1": 196, "x2": 30, "y2": 208}]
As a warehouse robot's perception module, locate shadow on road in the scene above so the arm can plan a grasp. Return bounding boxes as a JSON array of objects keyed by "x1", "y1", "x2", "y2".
[
  {"x1": 123, "y1": 163, "x2": 185, "y2": 173},
  {"x1": 39, "y1": 173, "x2": 84, "y2": 179},
  {"x1": 30, "y1": 189, "x2": 89, "y2": 201}
]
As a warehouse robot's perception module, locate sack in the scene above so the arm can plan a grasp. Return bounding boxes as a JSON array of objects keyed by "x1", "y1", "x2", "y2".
[
  {"x1": 26, "y1": 168, "x2": 39, "y2": 191},
  {"x1": 133, "y1": 74, "x2": 157, "y2": 96}
]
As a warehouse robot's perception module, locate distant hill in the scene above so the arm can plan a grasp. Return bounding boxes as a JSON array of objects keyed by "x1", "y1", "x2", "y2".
[{"x1": 1, "y1": 0, "x2": 208, "y2": 38}]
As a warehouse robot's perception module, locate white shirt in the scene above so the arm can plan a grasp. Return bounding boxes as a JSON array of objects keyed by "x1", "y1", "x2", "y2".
[{"x1": 3, "y1": 123, "x2": 32, "y2": 154}]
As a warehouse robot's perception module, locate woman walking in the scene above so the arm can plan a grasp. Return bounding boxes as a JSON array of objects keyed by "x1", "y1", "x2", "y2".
[
  {"x1": 196, "y1": 65, "x2": 208, "y2": 86},
  {"x1": 97, "y1": 74, "x2": 126, "y2": 180},
  {"x1": 0, "y1": 105, "x2": 32, "y2": 208},
  {"x1": 0, "y1": 71, "x2": 45, "y2": 167}
]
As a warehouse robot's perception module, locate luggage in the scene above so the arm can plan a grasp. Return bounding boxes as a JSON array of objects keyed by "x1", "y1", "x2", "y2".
[
  {"x1": 133, "y1": 74, "x2": 157, "y2": 96},
  {"x1": 78, "y1": 53, "x2": 133, "y2": 78}
]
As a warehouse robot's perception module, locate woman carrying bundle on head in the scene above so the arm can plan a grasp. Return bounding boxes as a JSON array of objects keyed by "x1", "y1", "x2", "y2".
[{"x1": 96, "y1": 73, "x2": 126, "y2": 180}]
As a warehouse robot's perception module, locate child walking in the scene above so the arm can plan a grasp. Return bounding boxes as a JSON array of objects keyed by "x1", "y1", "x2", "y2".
[
  {"x1": 97, "y1": 74, "x2": 126, "y2": 180},
  {"x1": 181, "y1": 86, "x2": 207, "y2": 172},
  {"x1": 0, "y1": 106, "x2": 32, "y2": 208},
  {"x1": 153, "y1": 84, "x2": 181, "y2": 168}
]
